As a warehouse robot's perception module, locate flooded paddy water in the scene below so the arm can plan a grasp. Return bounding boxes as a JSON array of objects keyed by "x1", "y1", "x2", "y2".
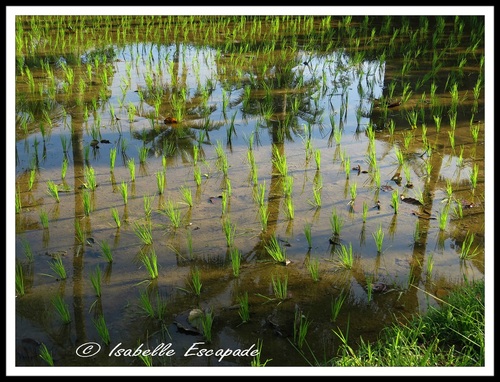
[{"x1": 10, "y1": 11, "x2": 490, "y2": 371}]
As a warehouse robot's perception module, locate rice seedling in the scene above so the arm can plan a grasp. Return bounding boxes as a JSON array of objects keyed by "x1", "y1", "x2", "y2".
[
  {"x1": 306, "y1": 257, "x2": 320, "y2": 282},
  {"x1": 180, "y1": 185, "x2": 193, "y2": 207},
  {"x1": 143, "y1": 194, "x2": 154, "y2": 218},
  {"x1": 304, "y1": 223, "x2": 312, "y2": 249},
  {"x1": 309, "y1": 182, "x2": 322, "y2": 209},
  {"x1": 438, "y1": 205, "x2": 450, "y2": 231},
  {"x1": 140, "y1": 248, "x2": 158, "y2": 279},
  {"x1": 134, "y1": 220, "x2": 154, "y2": 245},
  {"x1": 453, "y1": 200, "x2": 464, "y2": 219},
  {"x1": 15, "y1": 186, "x2": 22, "y2": 214},
  {"x1": 39, "y1": 343, "x2": 54, "y2": 366},
  {"x1": 189, "y1": 267, "x2": 202, "y2": 296},
  {"x1": 336, "y1": 243, "x2": 354, "y2": 269},
  {"x1": 138, "y1": 289, "x2": 155, "y2": 318},
  {"x1": 411, "y1": 216, "x2": 421, "y2": 241},
  {"x1": 365, "y1": 275, "x2": 374, "y2": 302},
  {"x1": 264, "y1": 235, "x2": 287, "y2": 264},
  {"x1": 111, "y1": 207, "x2": 121, "y2": 229},
  {"x1": 39, "y1": 208, "x2": 49, "y2": 229},
  {"x1": 21, "y1": 239, "x2": 33, "y2": 263},
  {"x1": 271, "y1": 144, "x2": 288, "y2": 177},
  {"x1": 225, "y1": 177, "x2": 232, "y2": 197},
  {"x1": 162, "y1": 199, "x2": 181, "y2": 229},
  {"x1": 27, "y1": 168, "x2": 35, "y2": 192},
  {"x1": 258, "y1": 204, "x2": 269, "y2": 231},
  {"x1": 253, "y1": 181, "x2": 266, "y2": 207},
  {"x1": 201, "y1": 309, "x2": 213, "y2": 343},
  {"x1": 82, "y1": 189, "x2": 92, "y2": 216},
  {"x1": 15, "y1": 262, "x2": 25, "y2": 297},
  {"x1": 93, "y1": 315, "x2": 111, "y2": 345},
  {"x1": 331, "y1": 290, "x2": 347, "y2": 322},
  {"x1": 90, "y1": 265, "x2": 102, "y2": 297},
  {"x1": 349, "y1": 183, "x2": 357, "y2": 207},
  {"x1": 193, "y1": 166, "x2": 202, "y2": 187},
  {"x1": 99, "y1": 240, "x2": 113, "y2": 263},
  {"x1": 222, "y1": 218, "x2": 236, "y2": 247},
  {"x1": 293, "y1": 309, "x2": 311, "y2": 350},
  {"x1": 425, "y1": 160, "x2": 433, "y2": 178},
  {"x1": 394, "y1": 146, "x2": 405, "y2": 166},
  {"x1": 426, "y1": 253, "x2": 434, "y2": 282},
  {"x1": 139, "y1": 146, "x2": 148, "y2": 164},
  {"x1": 372, "y1": 224, "x2": 385, "y2": 253},
  {"x1": 46, "y1": 181, "x2": 60, "y2": 203},
  {"x1": 460, "y1": 231, "x2": 479, "y2": 260},
  {"x1": 52, "y1": 294, "x2": 71, "y2": 324},
  {"x1": 238, "y1": 292, "x2": 250, "y2": 324},
  {"x1": 282, "y1": 175, "x2": 294, "y2": 199},
  {"x1": 456, "y1": 145, "x2": 465, "y2": 167},
  {"x1": 344, "y1": 156, "x2": 351, "y2": 179},
  {"x1": 84, "y1": 166, "x2": 97, "y2": 191},
  {"x1": 120, "y1": 181, "x2": 128, "y2": 205},
  {"x1": 109, "y1": 147, "x2": 117, "y2": 171},
  {"x1": 138, "y1": 352, "x2": 153, "y2": 367},
  {"x1": 127, "y1": 158, "x2": 135, "y2": 182},
  {"x1": 470, "y1": 123, "x2": 480, "y2": 143},
  {"x1": 448, "y1": 130, "x2": 455, "y2": 151},
  {"x1": 330, "y1": 209, "x2": 344, "y2": 237},
  {"x1": 229, "y1": 246, "x2": 242, "y2": 277},
  {"x1": 470, "y1": 163, "x2": 479, "y2": 193},
  {"x1": 314, "y1": 149, "x2": 321, "y2": 170},
  {"x1": 405, "y1": 109, "x2": 418, "y2": 129},
  {"x1": 433, "y1": 113, "x2": 442, "y2": 132},
  {"x1": 251, "y1": 339, "x2": 272, "y2": 367},
  {"x1": 391, "y1": 189, "x2": 399, "y2": 214},
  {"x1": 127, "y1": 102, "x2": 136, "y2": 123},
  {"x1": 61, "y1": 158, "x2": 68, "y2": 180},
  {"x1": 49, "y1": 255, "x2": 67, "y2": 280},
  {"x1": 362, "y1": 201, "x2": 368, "y2": 223},
  {"x1": 271, "y1": 273, "x2": 288, "y2": 301},
  {"x1": 156, "y1": 171, "x2": 166, "y2": 195},
  {"x1": 75, "y1": 219, "x2": 86, "y2": 244}
]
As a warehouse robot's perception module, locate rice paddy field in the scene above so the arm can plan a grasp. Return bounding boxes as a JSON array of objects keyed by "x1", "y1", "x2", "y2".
[{"x1": 9, "y1": 8, "x2": 492, "y2": 374}]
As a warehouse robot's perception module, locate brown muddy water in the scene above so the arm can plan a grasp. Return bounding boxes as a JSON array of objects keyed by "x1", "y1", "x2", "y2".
[{"x1": 9, "y1": 12, "x2": 491, "y2": 373}]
